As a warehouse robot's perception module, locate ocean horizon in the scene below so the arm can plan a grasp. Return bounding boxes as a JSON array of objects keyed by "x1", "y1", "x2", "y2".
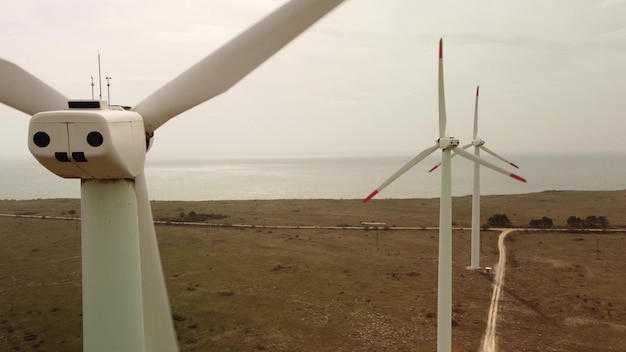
[{"x1": 0, "y1": 153, "x2": 624, "y2": 201}]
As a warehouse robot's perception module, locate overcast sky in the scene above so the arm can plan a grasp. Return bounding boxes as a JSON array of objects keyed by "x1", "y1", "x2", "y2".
[{"x1": 1, "y1": 0, "x2": 625, "y2": 161}]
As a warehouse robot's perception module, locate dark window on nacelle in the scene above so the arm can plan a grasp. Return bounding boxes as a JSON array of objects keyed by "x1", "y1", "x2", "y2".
[
  {"x1": 33, "y1": 131, "x2": 50, "y2": 148},
  {"x1": 87, "y1": 131, "x2": 104, "y2": 147}
]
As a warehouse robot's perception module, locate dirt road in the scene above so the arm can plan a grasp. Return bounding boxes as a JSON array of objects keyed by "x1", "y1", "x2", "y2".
[{"x1": 480, "y1": 229, "x2": 516, "y2": 352}]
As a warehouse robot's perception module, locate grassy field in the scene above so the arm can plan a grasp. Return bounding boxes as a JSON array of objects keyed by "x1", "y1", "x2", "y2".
[
  {"x1": 497, "y1": 231, "x2": 626, "y2": 352},
  {"x1": 0, "y1": 190, "x2": 624, "y2": 351}
]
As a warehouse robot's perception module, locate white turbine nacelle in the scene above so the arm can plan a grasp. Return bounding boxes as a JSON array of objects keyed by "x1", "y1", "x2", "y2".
[
  {"x1": 28, "y1": 101, "x2": 146, "y2": 179},
  {"x1": 437, "y1": 137, "x2": 460, "y2": 150},
  {"x1": 472, "y1": 139, "x2": 485, "y2": 147}
]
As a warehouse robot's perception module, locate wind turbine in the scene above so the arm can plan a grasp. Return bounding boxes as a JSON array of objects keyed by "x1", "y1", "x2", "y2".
[
  {"x1": 429, "y1": 86, "x2": 520, "y2": 270},
  {"x1": 0, "y1": 1, "x2": 347, "y2": 350},
  {"x1": 362, "y1": 39, "x2": 526, "y2": 352}
]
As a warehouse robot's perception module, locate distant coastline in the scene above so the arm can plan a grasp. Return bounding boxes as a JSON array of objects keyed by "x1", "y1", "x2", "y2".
[
  {"x1": 1, "y1": 190, "x2": 625, "y2": 229},
  {"x1": 1, "y1": 154, "x2": 624, "y2": 201}
]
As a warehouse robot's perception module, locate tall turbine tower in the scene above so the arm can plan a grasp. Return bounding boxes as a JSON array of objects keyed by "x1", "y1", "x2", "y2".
[
  {"x1": 467, "y1": 85, "x2": 520, "y2": 269},
  {"x1": 430, "y1": 86, "x2": 521, "y2": 269},
  {"x1": 0, "y1": 1, "x2": 347, "y2": 350},
  {"x1": 363, "y1": 40, "x2": 527, "y2": 352}
]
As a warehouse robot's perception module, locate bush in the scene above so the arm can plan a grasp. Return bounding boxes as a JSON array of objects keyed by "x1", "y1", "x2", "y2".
[
  {"x1": 567, "y1": 215, "x2": 610, "y2": 228},
  {"x1": 585, "y1": 215, "x2": 610, "y2": 228},
  {"x1": 158, "y1": 211, "x2": 229, "y2": 223},
  {"x1": 486, "y1": 214, "x2": 513, "y2": 228},
  {"x1": 529, "y1": 216, "x2": 553, "y2": 228},
  {"x1": 597, "y1": 216, "x2": 610, "y2": 228},
  {"x1": 567, "y1": 216, "x2": 583, "y2": 228}
]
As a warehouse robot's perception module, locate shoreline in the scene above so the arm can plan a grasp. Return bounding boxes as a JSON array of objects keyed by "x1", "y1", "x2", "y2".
[
  {"x1": 1, "y1": 190, "x2": 624, "y2": 228},
  {"x1": 1, "y1": 188, "x2": 624, "y2": 201}
]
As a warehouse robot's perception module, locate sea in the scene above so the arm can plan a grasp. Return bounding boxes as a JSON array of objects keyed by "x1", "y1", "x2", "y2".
[{"x1": 0, "y1": 154, "x2": 624, "y2": 201}]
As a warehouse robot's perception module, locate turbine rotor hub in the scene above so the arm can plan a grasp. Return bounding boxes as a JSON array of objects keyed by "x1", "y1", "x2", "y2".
[
  {"x1": 437, "y1": 137, "x2": 460, "y2": 150},
  {"x1": 472, "y1": 139, "x2": 485, "y2": 147}
]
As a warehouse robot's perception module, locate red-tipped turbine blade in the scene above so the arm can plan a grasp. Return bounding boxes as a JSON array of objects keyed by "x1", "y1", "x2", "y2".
[
  {"x1": 452, "y1": 147, "x2": 526, "y2": 183},
  {"x1": 510, "y1": 173, "x2": 526, "y2": 183},
  {"x1": 473, "y1": 85, "x2": 480, "y2": 140},
  {"x1": 363, "y1": 190, "x2": 379, "y2": 203},
  {"x1": 363, "y1": 144, "x2": 439, "y2": 203},
  {"x1": 480, "y1": 145, "x2": 520, "y2": 169},
  {"x1": 428, "y1": 143, "x2": 469, "y2": 173},
  {"x1": 438, "y1": 38, "x2": 447, "y2": 138}
]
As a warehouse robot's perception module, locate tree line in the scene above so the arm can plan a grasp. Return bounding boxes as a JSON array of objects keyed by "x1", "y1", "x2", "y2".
[{"x1": 485, "y1": 214, "x2": 611, "y2": 229}]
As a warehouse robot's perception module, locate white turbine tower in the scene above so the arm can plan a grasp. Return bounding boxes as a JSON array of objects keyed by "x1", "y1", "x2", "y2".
[
  {"x1": 0, "y1": 1, "x2": 347, "y2": 351},
  {"x1": 429, "y1": 85, "x2": 520, "y2": 270},
  {"x1": 362, "y1": 39, "x2": 526, "y2": 352}
]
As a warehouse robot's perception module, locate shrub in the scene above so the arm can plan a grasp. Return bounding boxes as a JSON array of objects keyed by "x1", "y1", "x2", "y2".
[
  {"x1": 567, "y1": 216, "x2": 583, "y2": 228},
  {"x1": 585, "y1": 215, "x2": 610, "y2": 228},
  {"x1": 596, "y1": 216, "x2": 610, "y2": 228},
  {"x1": 529, "y1": 216, "x2": 553, "y2": 228},
  {"x1": 568, "y1": 215, "x2": 610, "y2": 228},
  {"x1": 486, "y1": 214, "x2": 513, "y2": 228}
]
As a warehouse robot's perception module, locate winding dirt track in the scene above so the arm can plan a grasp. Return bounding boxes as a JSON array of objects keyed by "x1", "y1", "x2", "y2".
[{"x1": 480, "y1": 229, "x2": 516, "y2": 352}]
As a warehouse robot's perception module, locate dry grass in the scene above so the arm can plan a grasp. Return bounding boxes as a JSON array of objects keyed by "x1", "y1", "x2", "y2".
[
  {"x1": 496, "y1": 231, "x2": 626, "y2": 352},
  {"x1": 0, "y1": 190, "x2": 624, "y2": 351}
]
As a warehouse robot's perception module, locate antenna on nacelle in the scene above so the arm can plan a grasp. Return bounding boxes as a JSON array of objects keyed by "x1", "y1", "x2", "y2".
[
  {"x1": 97, "y1": 51, "x2": 102, "y2": 101},
  {"x1": 90, "y1": 76, "x2": 94, "y2": 100},
  {"x1": 106, "y1": 76, "x2": 112, "y2": 105}
]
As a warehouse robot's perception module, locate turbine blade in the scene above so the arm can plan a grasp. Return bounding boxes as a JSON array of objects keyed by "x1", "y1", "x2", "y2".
[
  {"x1": 480, "y1": 145, "x2": 519, "y2": 169},
  {"x1": 363, "y1": 144, "x2": 439, "y2": 202},
  {"x1": 428, "y1": 162, "x2": 441, "y2": 173},
  {"x1": 0, "y1": 58, "x2": 68, "y2": 115},
  {"x1": 428, "y1": 144, "x2": 470, "y2": 173},
  {"x1": 135, "y1": 173, "x2": 179, "y2": 351},
  {"x1": 473, "y1": 85, "x2": 479, "y2": 139},
  {"x1": 438, "y1": 39, "x2": 447, "y2": 138},
  {"x1": 453, "y1": 147, "x2": 526, "y2": 182},
  {"x1": 133, "y1": 0, "x2": 346, "y2": 133}
]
